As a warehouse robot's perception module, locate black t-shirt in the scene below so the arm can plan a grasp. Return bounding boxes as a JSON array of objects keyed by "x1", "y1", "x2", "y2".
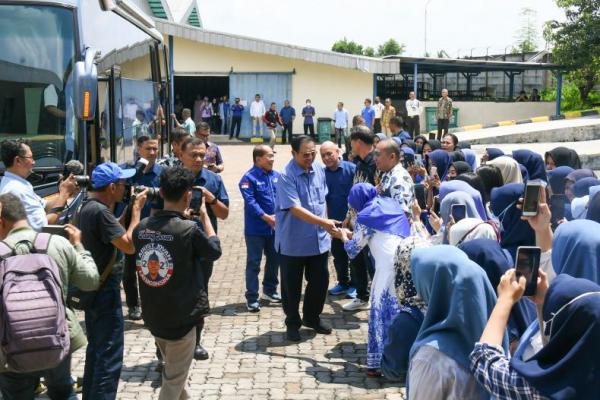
[
  {"x1": 353, "y1": 151, "x2": 378, "y2": 186},
  {"x1": 133, "y1": 210, "x2": 222, "y2": 339},
  {"x1": 77, "y1": 198, "x2": 126, "y2": 273}
]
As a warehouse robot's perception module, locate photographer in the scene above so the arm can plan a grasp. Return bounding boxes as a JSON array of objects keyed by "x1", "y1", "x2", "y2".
[
  {"x1": 123, "y1": 135, "x2": 163, "y2": 321},
  {"x1": 76, "y1": 162, "x2": 147, "y2": 400},
  {"x1": 0, "y1": 193, "x2": 99, "y2": 399},
  {"x1": 133, "y1": 166, "x2": 221, "y2": 399},
  {"x1": 0, "y1": 139, "x2": 77, "y2": 231},
  {"x1": 180, "y1": 137, "x2": 229, "y2": 359}
]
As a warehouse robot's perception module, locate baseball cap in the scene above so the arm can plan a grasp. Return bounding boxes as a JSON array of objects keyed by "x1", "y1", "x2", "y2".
[{"x1": 91, "y1": 162, "x2": 136, "y2": 189}]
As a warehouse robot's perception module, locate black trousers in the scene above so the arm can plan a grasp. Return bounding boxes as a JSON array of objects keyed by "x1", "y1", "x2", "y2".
[
  {"x1": 437, "y1": 118, "x2": 449, "y2": 140},
  {"x1": 331, "y1": 238, "x2": 350, "y2": 286},
  {"x1": 280, "y1": 252, "x2": 329, "y2": 329},
  {"x1": 374, "y1": 118, "x2": 382, "y2": 133},
  {"x1": 406, "y1": 116, "x2": 420, "y2": 138},
  {"x1": 230, "y1": 116, "x2": 242, "y2": 138},
  {"x1": 350, "y1": 247, "x2": 374, "y2": 302},
  {"x1": 123, "y1": 254, "x2": 139, "y2": 308},
  {"x1": 303, "y1": 123, "x2": 315, "y2": 139},
  {"x1": 282, "y1": 122, "x2": 293, "y2": 144}
]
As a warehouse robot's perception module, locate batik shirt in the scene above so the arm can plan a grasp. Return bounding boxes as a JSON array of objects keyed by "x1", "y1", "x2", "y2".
[
  {"x1": 382, "y1": 106, "x2": 396, "y2": 128},
  {"x1": 436, "y1": 96, "x2": 453, "y2": 120},
  {"x1": 394, "y1": 235, "x2": 431, "y2": 312},
  {"x1": 379, "y1": 163, "x2": 414, "y2": 216}
]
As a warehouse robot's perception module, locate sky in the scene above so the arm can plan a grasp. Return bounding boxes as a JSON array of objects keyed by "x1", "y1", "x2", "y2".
[{"x1": 197, "y1": 0, "x2": 565, "y2": 58}]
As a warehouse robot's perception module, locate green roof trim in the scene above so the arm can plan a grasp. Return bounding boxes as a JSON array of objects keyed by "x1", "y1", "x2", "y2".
[
  {"x1": 187, "y1": 7, "x2": 201, "y2": 28},
  {"x1": 147, "y1": 0, "x2": 167, "y2": 19}
]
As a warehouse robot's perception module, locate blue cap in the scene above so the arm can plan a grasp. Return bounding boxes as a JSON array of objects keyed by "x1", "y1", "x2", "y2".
[{"x1": 91, "y1": 162, "x2": 136, "y2": 189}]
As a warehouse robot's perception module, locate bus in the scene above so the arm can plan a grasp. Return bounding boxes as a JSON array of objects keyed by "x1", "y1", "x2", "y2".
[{"x1": 0, "y1": 0, "x2": 171, "y2": 197}]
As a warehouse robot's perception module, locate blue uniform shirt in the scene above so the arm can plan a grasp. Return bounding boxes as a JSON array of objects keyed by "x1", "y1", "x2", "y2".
[
  {"x1": 280, "y1": 106, "x2": 296, "y2": 124},
  {"x1": 324, "y1": 161, "x2": 356, "y2": 221},
  {"x1": 193, "y1": 168, "x2": 229, "y2": 233},
  {"x1": 302, "y1": 105, "x2": 316, "y2": 125},
  {"x1": 231, "y1": 104, "x2": 244, "y2": 117},
  {"x1": 362, "y1": 106, "x2": 376, "y2": 127},
  {"x1": 239, "y1": 166, "x2": 280, "y2": 236},
  {"x1": 275, "y1": 159, "x2": 331, "y2": 257}
]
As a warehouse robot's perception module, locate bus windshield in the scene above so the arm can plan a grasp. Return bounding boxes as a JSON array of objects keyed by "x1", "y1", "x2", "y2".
[{"x1": 0, "y1": 4, "x2": 77, "y2": 175}]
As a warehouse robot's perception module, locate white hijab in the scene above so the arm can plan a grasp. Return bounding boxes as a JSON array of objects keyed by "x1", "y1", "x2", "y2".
[
  {"x1": 488, "y1": 156, "x2": 523, "y2": 184},
  {"x1": 449, "y1": 218, "x2": 499, "y2": 246}
]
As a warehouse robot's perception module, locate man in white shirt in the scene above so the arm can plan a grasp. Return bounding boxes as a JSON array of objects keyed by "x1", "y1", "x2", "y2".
[
  {"x1": 333, "y1": 102, "x2": 349, "y2": 149},
  {"x1": 372, "y1": 96, "x2": 385, "y2": 133},
  {"x1": 405, "y1": 91, "x2": 422, "y2": 139},
  {"x1": 0, "y1": 139, "x2": 76, "y2": 231},
  {"x1": 250, "y1": 94, "x2": 266, "y2": 138},
  {"x1": 171, "y1": 108, "x2": 195, "y2": 136}
]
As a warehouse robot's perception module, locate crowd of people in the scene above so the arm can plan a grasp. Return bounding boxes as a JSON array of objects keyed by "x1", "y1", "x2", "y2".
[{"x1": 0, "y1": 105, "x2": 599, "y2": 399}]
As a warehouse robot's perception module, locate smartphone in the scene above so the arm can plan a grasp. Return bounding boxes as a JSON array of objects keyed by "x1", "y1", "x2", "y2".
[
  {"x1": 190, "y1": 186, "x2": 204, "y2": 215},
  {"x1": 415, "y1": 154, "x2": 423, "y2": 166},
  {"x1": 451, "y1": 204, "x2": 467, "y2": 222},
  {"x1": 41, "y1": 225, "x2": 69, "y2": 239},
  {"x1": 414, "y1": 184, "x2": 427, "y2": 209},
  {"x1": 550, "y1": 194, "x2": 567, "y2": 225},
  {"x1": 515, "y1": 246, "x2": 541, "y2": 296},
  {"x1": 433, "y1": 195, "x2": 441, "y2": 215},
  {"x1": 522, "y1": 182, "x2": 542, "y2": 217},
  {"x1": 430, "y1": 166, "x2": 438, "y2": 178}
]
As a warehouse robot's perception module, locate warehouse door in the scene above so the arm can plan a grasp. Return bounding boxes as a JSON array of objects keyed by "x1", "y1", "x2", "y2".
[{"x1": 229, "y1": 73, "x2": 292, "y2": 138}]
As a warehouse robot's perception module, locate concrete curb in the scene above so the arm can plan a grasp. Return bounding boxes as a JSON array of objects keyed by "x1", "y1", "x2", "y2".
[{"x1": 428, "y1": 107, "x2": 600, "y2": 136}]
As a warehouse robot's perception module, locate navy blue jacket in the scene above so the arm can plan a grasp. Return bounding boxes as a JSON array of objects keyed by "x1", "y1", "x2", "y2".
[
  {"x1": 239, "y1": 166, "x2": 279, "y2": 236},
  {"x1": 324, "y1": 161, "x2": 356, "y2": 221}
]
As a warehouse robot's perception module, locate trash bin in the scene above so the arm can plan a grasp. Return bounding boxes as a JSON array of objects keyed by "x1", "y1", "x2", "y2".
[
  {"x1": 317, "y1": 118, "x2": 333, "y2": 143},
  {"x1": 425, "y1": 107, "x2": 459, "y2": 132}
]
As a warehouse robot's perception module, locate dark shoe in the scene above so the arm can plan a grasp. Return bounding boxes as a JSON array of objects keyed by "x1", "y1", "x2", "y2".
[
  {"x1": 194, "y1": 344, "x2": 209, "y2": 360},
  {"x1": 302, "y1": 320, "x2": 332, "y2": 334},
  {"x1": 155, "y1": 360, "x2": 165, "y2": 372},
  {"x1": 286, "y1": 328, "x2": 301, "y2": 342},
  {"x1": 128, "y1": 306, "x2": 142, "y2": 321},
  {"x1": 367, "y1": 368, "x2": 382, "y2": 377}
]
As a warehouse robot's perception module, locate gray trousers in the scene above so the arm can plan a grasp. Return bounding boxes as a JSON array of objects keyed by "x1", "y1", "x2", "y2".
[{"x1": 155, "y1": 327, "x2": 196, "y2": 400}]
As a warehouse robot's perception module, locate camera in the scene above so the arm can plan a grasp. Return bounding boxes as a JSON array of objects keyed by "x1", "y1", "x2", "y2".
[
  {"x1": 134, "y1": 185, "x2": 161, "y2": 202},
  {"x1": 73, "y1": 175, "x2": 91, "y2": 187}
]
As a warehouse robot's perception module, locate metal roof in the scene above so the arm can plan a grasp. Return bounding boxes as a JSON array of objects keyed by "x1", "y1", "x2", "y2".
[
  {"x1": 147, "y1": 0, "x2": 168, "y2": 19},
  {"x1": 155, "y1": 20, "x2": 400, "y2": 74},
  {"x1": 186, "y1": 6, "x2": 201, "y2": 27},
  {"x1": 383, "y1": 55, "x2": 562, "y2": 75}
]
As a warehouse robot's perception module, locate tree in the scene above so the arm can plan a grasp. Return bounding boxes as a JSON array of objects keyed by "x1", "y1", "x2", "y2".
[
  {"x1": 377, "y1": 39, "x2": 405, "y2": 56},
  {"x1": 513, "y1": 7, "x2": 539, "y2": 53},
  {"x1": 545, "y1": 0, "x2": 600, "y2": 105},
  {"x1": 363, "y1": 47, "x2": 376, "y2": 57},
  {"x1": 331, "y1": 37, "x2": 364, "y2": 55}
]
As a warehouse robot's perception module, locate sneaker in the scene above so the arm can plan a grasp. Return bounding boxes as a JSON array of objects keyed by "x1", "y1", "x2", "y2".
[
  {"x1": 194, "y1": 344, "x2": 209, "y2": 360},
  {"x1": 128, "y1": 306, "x2": 142, "y2": 321},
  {"x1": 261, "y1": 292, "x2": 282, "y2": 303},
  {"x1": 345, "y1": 287, "x2": 357, "y2": 299},
  {"x1": 247, "y1": 301, "x2": 260, "y2": 312},
  {"x1": 342, "y1": 298, "x2": 369, "y2": 311},
  {"x1": 328, "y1": 283, "x2": 349, "y2": 296}
]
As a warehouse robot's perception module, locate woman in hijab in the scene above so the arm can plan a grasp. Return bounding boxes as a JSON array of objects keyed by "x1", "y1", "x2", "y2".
[
  {"x1": 547, "y1": 165, "x2": 574, "y2": 195},
  {"x1": 545, "y1": 146, "x2": 581, "y2": 170},
  {"x1": 471, "y1": 273, "x2": 600, "y2": 400},
  {"x1": 408, "y1": 246, "x2": 506, "y2": 400},
  {"x1": 448, "y1": 218, "x2": 499, "y2": 246},
  {"x1": 439, "y1": 180, "x2": 488, "y2": 221},
  {"x1": 565, "y1": 169, "x2": 596, "y2": 202},
  {"x1": 427, "y1": 139, "x2": 442, "y2": 152},
  {"x1": 512, "y1": 149, "x2": 547, "y2": 182},
  {"x1": 490, "y1": 183, "x2": 536, "y2": 258},
  {"x1": 572, "y1": 176, "x2": 600, "y2": 198},
  {"x1": 449, "y1": 150, "x2": 465, "y2": 163},
  {"x1": 414, "y1": 135, "x2": 428, "y2": 149},
  {"x1": 477, "y1": 165, "x2": 504, "y2": 204},
  {"x1": 487, "y1": 156, "x2": 524, "y2": 184},
  {"x1": 401, "y1": 139, "x2": 417, "y2": 152},
  {"x1": 462, "y1": 148, "x2": 477, "y2": 171},
  {"x1": 482, "y1": 147, "x2": 504, "y2": 163},
  {"x1": 374, "y1": 133, "x2": 386, "y2": 145},
  {"x1": 455, "y1": 173, "x2": 489, "y2": 206},
  {"x1": 335, "y1": 183, "x2": 411, "y2": 376},
  {"x1": 587, "y1": 186, "x2": 600, "y2": 223},
  {"x1": 446, "y1": 161, "x2": 472, "y2": 180},
  {"x1": 459, "y1": 239, "x2": 536, "y2": 347},
  {"x1": 569, "y1": 178, "x2": 600, "y2": 219},
  {"x1": 551, "y1": 219, "x2": 600, "y2": 284},
  {"x1": 426, "y1": 149, "x2": 451, "y2": 182}
]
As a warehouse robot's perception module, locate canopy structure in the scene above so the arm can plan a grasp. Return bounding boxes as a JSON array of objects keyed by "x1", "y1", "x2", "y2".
[{"x1": 383, "y1": 55, "x2": 565, "y2": 115}]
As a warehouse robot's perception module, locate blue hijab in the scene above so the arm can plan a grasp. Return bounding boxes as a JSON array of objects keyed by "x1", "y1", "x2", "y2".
[
  {"x1": 410, "y1": 245, "x2": 508, "y2": 370},
  {"x1": 511, "y1": 274, "x2": 600, "y2": 399},
  {"x1": 458, "y1": 239, "x2": 537, "y2": 341},
  {"x1": 427, "y1": 149, "x2": 452, "y2": 181},
  {"x1": 440, "y1": 191, "x2": 480, "y2": 225},
  {"x1": 490, "y1": 183, "x2": 535, "y2": 258},
  {"x1": 552, "y1": 219, "x2": 600, "y2": 284},
  {"x1": 547, "y1": 166, "x2": 574, "y2": 195},
  {"x1": 348, "y1": 183, "x2": 410, "y2": 237},
  {"x1": 572, "y1": 177, "x2": 600, "y2": 198},
  {"x1": 587, "y1": 188, "x2": 600, "y2": 223},
  {"x1": 401, "y1": 147, "x2": 415, "y2": 168},
  {"x1": 462, "y1": 148, "x2": 477, "y2": 171},
  {"x1": 566, "y1": 168, "x2": 595, "y2": 183},
  {"x1": 512, "y1": 149, "x2": 547, "y2": 182},
  {"x1": 439, "y1": 180, "x2": 487, "y2": 220},
  {"x1": 518, "y1": 163, "x2": 529, "y2": 182},
  {"x1": 486, "y1": 147, "x2": 504, "y2": 161}
]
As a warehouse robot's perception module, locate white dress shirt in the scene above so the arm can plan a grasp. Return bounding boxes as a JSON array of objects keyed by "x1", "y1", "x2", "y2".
[
  {"x1": 0, "y1": 171, "x2": 47, "y2": 231},
  {"x1": 250, "y1": 100, "x2": 266, "y2": 118},
  {"x1": 406, "y1": 99, "x2": 422, "y2": 117}
]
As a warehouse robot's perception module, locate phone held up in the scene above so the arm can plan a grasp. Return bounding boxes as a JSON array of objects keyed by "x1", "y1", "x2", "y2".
[
  {"x1": 41, "y1": 225, "x2": 69, "y2": 239},
  {"x1": 190, "y1": 186, "x2": 204, "y2": 215},
  {"x1": 451, "y1": 204, "x2": 467, "y2": 222},
  {"x1": 522, "y1": 181, "x2": 542, "y2": 217},
  {"x1": 515, "y1": 246, "x2": 541, "y2": 296},
  {"x1": 414, "y1": 183, "x2": 427, "y2": 209}
]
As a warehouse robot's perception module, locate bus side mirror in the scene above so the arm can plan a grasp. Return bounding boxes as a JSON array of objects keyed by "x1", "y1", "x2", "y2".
[{"x1": 73, "y1": 48, "x2": 98, "y2": 121}]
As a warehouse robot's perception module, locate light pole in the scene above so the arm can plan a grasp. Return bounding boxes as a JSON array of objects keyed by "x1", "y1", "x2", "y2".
[{"x1": 424, "y1": 0, "x2": 433, "y2": 57}]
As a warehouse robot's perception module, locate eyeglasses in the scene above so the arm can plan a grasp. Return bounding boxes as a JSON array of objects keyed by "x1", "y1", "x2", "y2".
[
  {"x1": 298, "y1": 151, "x2": 316, "y2": 159},
  {"x1": 18, "y1": 155, "x2": 34, "y2": 160}
]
